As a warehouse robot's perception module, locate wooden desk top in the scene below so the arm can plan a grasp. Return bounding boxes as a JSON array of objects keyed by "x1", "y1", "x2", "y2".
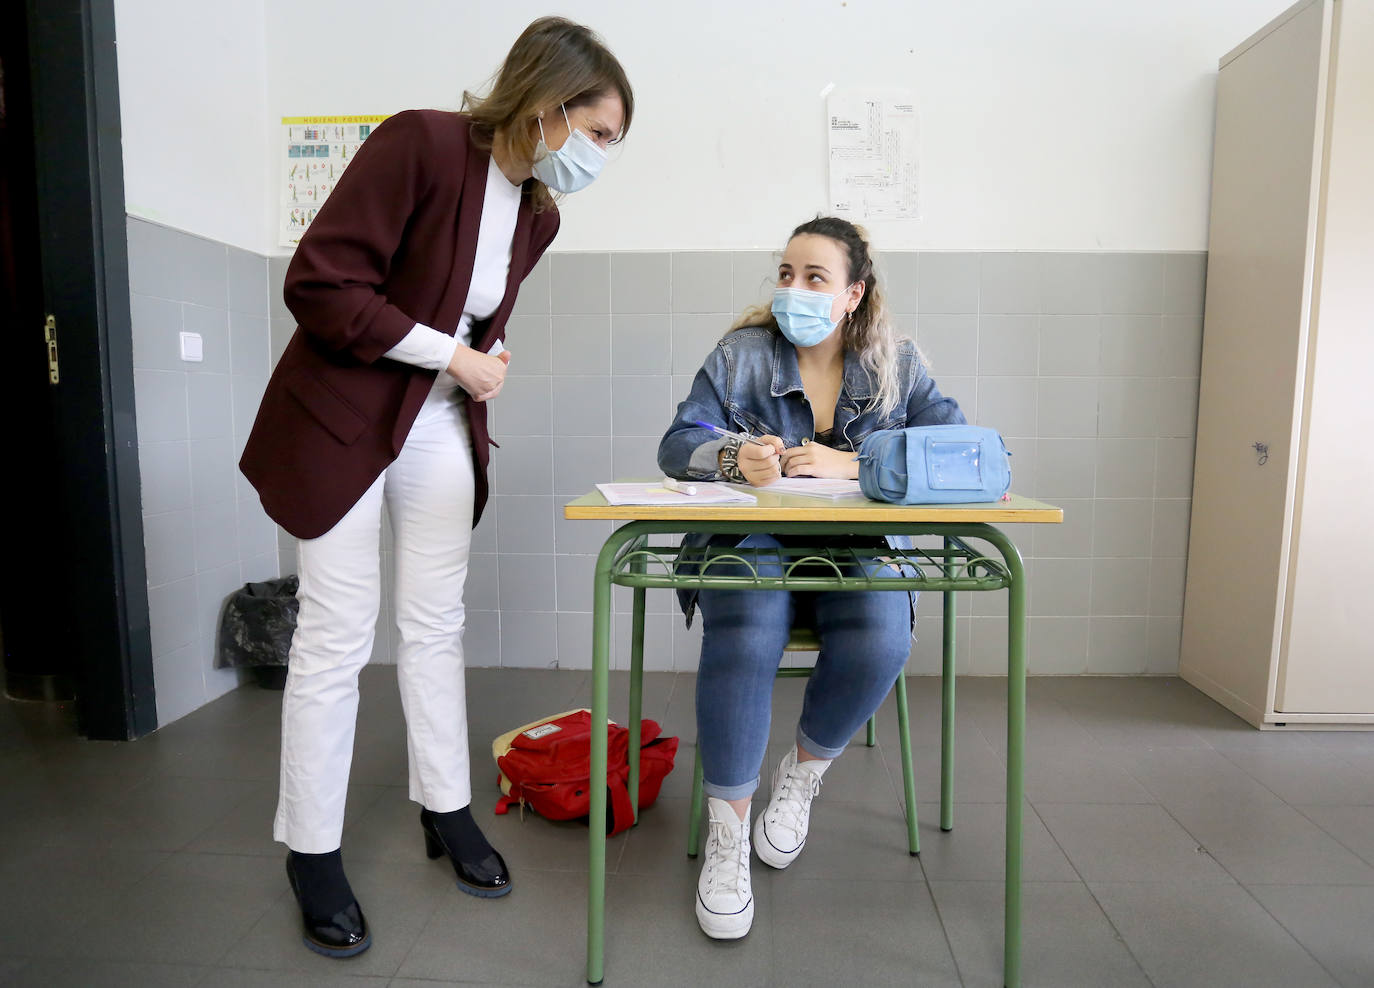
[{"x1": 563, "y1": 489, "x2": 1063, "y2": 524}]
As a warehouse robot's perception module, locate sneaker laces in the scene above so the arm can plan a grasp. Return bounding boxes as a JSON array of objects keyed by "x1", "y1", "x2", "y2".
[
  {"x1": 704, "y1": 816, "x2": 750, "y2": 898},
  {"x1": 768, "y1": 765, "x2": 823, "y2": 842}
]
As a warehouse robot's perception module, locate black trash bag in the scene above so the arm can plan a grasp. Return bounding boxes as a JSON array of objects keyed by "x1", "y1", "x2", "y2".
[{"x1": 216, "y1": 575, "x2": 299, "y2": 689}]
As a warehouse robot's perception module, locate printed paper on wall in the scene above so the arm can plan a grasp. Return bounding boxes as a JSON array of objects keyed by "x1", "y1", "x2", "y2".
[
  {"x1": 279, "y1": 115, "x2": 389, "y2": 247},
  {"x1": 826, "y1": 90, "x2": 919, "y2": 221}
]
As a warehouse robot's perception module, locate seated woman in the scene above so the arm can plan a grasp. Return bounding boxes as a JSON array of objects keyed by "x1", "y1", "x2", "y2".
[{"x1": 657, "y1": 216, "x2": 965, "y2": 940}]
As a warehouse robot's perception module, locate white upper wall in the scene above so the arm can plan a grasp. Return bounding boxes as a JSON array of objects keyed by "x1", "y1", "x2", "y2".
[
  {"x1": 118, "y1": 0, "x2": 1293, "y2": 255},
  {"x1": 114, "y1": 0, "x2": 269, "y2": 254}
]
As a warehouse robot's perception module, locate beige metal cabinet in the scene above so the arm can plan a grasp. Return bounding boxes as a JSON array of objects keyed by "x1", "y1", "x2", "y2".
[{"x1": 1180, "y1": 0, "x2": 1374, "y2": 728}]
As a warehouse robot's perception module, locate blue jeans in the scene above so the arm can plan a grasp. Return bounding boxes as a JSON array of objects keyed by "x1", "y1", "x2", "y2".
[{"x1": 694, "y1": 534, "x2": 914, "y2": 800}]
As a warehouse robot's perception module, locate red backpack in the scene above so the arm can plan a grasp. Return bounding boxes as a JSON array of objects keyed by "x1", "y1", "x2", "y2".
[{"x1": 492, "y1": 709, "x2": 678, "y2": 836}]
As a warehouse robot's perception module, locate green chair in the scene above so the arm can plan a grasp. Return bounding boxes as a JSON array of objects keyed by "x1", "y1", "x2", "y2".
[{"x1": 685, "y1": 615, "x2": 941, "y2": 858}]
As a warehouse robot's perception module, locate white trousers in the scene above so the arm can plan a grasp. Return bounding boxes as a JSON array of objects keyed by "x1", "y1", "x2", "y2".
[{"x1": 275, "y1": 388, "x2": 475, "y2": 853}]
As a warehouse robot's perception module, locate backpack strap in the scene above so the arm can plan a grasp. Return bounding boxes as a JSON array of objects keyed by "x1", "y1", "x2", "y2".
[{"x1": 606, "y1": 775, "x2": 636, "y2": 836}]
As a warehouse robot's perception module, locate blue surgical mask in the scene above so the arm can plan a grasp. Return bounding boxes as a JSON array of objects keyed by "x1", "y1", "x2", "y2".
[
  {"x1": 771, "y1": 285, "x2": 854, "y2": 348},
  {"x1": 531, "y1": 104, "x2": 607, "y2": 194}
]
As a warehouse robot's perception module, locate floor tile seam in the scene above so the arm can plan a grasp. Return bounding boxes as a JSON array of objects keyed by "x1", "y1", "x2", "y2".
[
  {"x1": 0, "y1": 835, "x2": 119, "y2": 854},
  {"x1": 1146, "y1": 788, "x2": 1290, "y2": 815},
  {"x1": 1113, "y1": 759, "x2": 1240, "y2": 807},
  {"x1": 611, "y1": 824, "x2": 630, "y2": 872},
  {"x1": 220, "y1": 952, "x2": 405, "y2": 980},
  {"x1": 1247, "y1": 890, "x2": 1374, "y2": 895},
  {"x1": 1206, "y1": 744, "x2": 1334, "y2": 802},
  {"x1": 1022, "y1": 802, "x2": 1247, "y2": 890},
  {"x1": 1022, "y1": 798, "x2": 1162, "y2": 988},
  {"x1": 1016, "y1": 876, "x2": 1243, "y2": 886},
  {"x1": 968, "y1": 713, "x2": 1005, "y2": 758},
  {"x1": 179, "y1": 846, "x2": 282, "y2": 858},
  {"x1": 924, "y1": 878, "x2": 1097, "y2": 886},
  {"x1": 1227, "y1": 879, "x2": 1347, "y2": 988},
  {"x1": 1238, "y1": 877, "x2": 1374, "y2": 888},
  {"x1": 187, "y1": 885, "x2": 289, "y2": 971},
  {"x1": 60, "y1": 848, "x2": 188, "y2": 925},
  {"x1": 1025, "y1": 796, "x2": 1161, "y2": 806},
  {"x1": 1159, "y1": 799, "x2": 1374, "y2": 883},
  {"x1": 1026, "y1": 800, "x2": 1093, "y2": 888},
  {"x1": 562, "y1": 671, "x2": 592, "y2": 708},
  {"x1": 388, "y1": 886, "x2": 467, "y2": 982},
  {"x1": 760, "y1": 872, "x2": 932, "y2": 885},
  {"x1": 765, "y1": 831, "x2": 782, "y2": 983},
  {"x1": 893, "y1": 872, "x2": 967, "y2": 988},
  {"x1": 806, "y1": 788, "x2": 914, "y2": 810},
  {"x1": 1069, "y1": 873, "x2": 1163, "y2": 988},
  {"x1": 386, "y1": 975, "x2": 546, "y2": 987},
  {"x1": 0, "y1": 958, "x2": 220, "y2": 984},
  {"x1": 1287, "y1": 804, "x2": 1374, "y2": 871},
  {"x1": 342, "y1": 782, "x2": 402, "y2": 825},
  {"x1": 870, "y1": 733, "x2": 909, "y2": 811},
  {"x1": 158, "y1": 776, "x2": 277, "y2": 855},
  {"x1": 1151, "y1": 797, "x2": 1311, "y2": 889},
  {"x1": 151, "y1": 770, "x2": 280, "y2": 784}
]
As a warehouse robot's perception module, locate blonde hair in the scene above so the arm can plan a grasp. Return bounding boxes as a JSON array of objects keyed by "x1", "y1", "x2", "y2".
[
  {"x1": 730, "y1": 216, "x2": 909, "y2": 419},
  {"x1": 462, "y1": 17, "x2": 634, "y2": 213}
]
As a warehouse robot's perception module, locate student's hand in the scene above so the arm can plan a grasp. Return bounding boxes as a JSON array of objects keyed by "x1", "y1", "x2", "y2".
[
  {"x1": 735, "y1": 435, "x2": 785, "y2": 486},
  {"x1": 780, "y1": 441, "x2": 859, "y2": 480},
  {"x1": 448, "y1": 346, "x2": 511, "y2": 402}
]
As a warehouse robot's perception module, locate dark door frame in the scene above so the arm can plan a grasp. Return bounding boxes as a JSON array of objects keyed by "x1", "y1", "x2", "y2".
[{"x1": 25, "y1": 0, "x2": 156, "y2": 738}]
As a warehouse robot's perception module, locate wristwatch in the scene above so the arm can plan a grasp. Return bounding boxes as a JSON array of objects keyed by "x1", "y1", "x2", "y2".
[{"x1": 718, "y1": 440, "x2": 747, "y2": 483}]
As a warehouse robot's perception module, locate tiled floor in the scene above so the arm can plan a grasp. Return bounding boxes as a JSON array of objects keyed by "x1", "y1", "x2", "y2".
[{"x1": 2, "y1": 669, "x2": 1372, "y2": 987}]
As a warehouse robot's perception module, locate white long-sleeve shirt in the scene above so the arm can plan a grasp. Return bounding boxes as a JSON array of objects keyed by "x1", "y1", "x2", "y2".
[{"x1": 382, "y1": 154, "x2": 522, "y2": 389}]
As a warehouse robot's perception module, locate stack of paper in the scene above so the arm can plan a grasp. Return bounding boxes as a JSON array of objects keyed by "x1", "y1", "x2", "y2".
[
  {"x1": 761, "y1": 477, "x2": 866, "y2": 499},
  {"x1": 595, "y1": 482, "x2": 757, "y2": 506}
]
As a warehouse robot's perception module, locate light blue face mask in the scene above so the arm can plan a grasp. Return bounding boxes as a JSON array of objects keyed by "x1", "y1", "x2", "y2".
[
  {"x1": 531, "y1": 104, "x2": 607, "y2": 194},
  {"x1": 771, "y1": 285, "x2": 855, "y2": 348}
]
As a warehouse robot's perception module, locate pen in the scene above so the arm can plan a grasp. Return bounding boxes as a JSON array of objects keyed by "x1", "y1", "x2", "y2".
[
  {"x1": 662, "y1": 476, "x2": 698, "y2": 496},
  {"x1": 693, "y1": 421, "x2": 774, "y2": 447}
]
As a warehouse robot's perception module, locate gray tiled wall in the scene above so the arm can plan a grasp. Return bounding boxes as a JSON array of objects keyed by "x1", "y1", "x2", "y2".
[
  {"x1": 138, "y1": 242, "x2": 1202, "y2": 709},
  {"x1": 127, "y1": 217, "x2": 278, "y2": 726},
  {"x1": 306, "y1": 248, "x2": 1200, "y2": 677}
]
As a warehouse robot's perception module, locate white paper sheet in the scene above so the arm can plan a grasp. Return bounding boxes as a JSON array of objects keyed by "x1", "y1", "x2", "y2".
[
  {"x1": 594, "y1": 482, "x2": 757, "y2": 506},
  {"x1": 826, "y1": 89, "x2": 919, "y2": 220},
  {"x1": 759, "y1": 477, "x2": 866, "y2": 500}
]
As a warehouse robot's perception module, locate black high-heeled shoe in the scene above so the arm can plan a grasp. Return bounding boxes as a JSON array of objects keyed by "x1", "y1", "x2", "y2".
[
  {"x1": 285, "y1": 852, "x2": 371, "y2": 958},
  {"x1": 420, "y1": 807, "x2": 512, "y2": 898}
]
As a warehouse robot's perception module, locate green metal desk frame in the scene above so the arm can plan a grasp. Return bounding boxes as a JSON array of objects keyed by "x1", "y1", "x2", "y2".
[{"x1": 582, "y1": 519, "x2": 1029, "y2": 988}]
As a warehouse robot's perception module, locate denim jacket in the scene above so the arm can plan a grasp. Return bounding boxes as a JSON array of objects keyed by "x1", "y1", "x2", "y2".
[{"x1": 657, "y1": 327, "x2": 967, "y2": 629}]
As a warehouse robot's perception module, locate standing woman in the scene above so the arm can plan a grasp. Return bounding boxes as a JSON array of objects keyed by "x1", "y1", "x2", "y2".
[{"x1": 240, "y1": 17, "x2": 632, "y2": 959}]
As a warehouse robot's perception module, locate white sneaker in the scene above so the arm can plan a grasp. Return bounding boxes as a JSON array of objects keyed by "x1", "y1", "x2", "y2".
[
  {"x1": 696, "y1": 797, "x2": 754, "y2": 939},
  {"x1": 753, "y1": 745, "x2": 831, "y2": 869}
]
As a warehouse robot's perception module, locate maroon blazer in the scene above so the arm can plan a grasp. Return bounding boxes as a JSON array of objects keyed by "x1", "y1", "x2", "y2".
[{"x1": 240, "y1": 110, "x2": 560, "y2": 539}]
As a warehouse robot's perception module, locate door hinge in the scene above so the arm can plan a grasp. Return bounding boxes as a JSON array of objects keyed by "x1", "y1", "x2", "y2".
[{"x1": 44, "y1": 315, "x2": 59, "y2": 384}]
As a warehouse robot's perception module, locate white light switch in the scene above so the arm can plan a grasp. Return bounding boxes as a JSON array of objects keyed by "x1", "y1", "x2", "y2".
[{"x1": 179, "y1": 331, "x2": 203, "y2": 362}]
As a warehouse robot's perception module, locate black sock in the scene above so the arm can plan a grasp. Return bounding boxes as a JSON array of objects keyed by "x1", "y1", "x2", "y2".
[
  {"x1": 288, "y1": 849, "x2": 356, "y2": 916},
  {"x1": 429, "y1": 806, "x2": 496, "y2": 863}
]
